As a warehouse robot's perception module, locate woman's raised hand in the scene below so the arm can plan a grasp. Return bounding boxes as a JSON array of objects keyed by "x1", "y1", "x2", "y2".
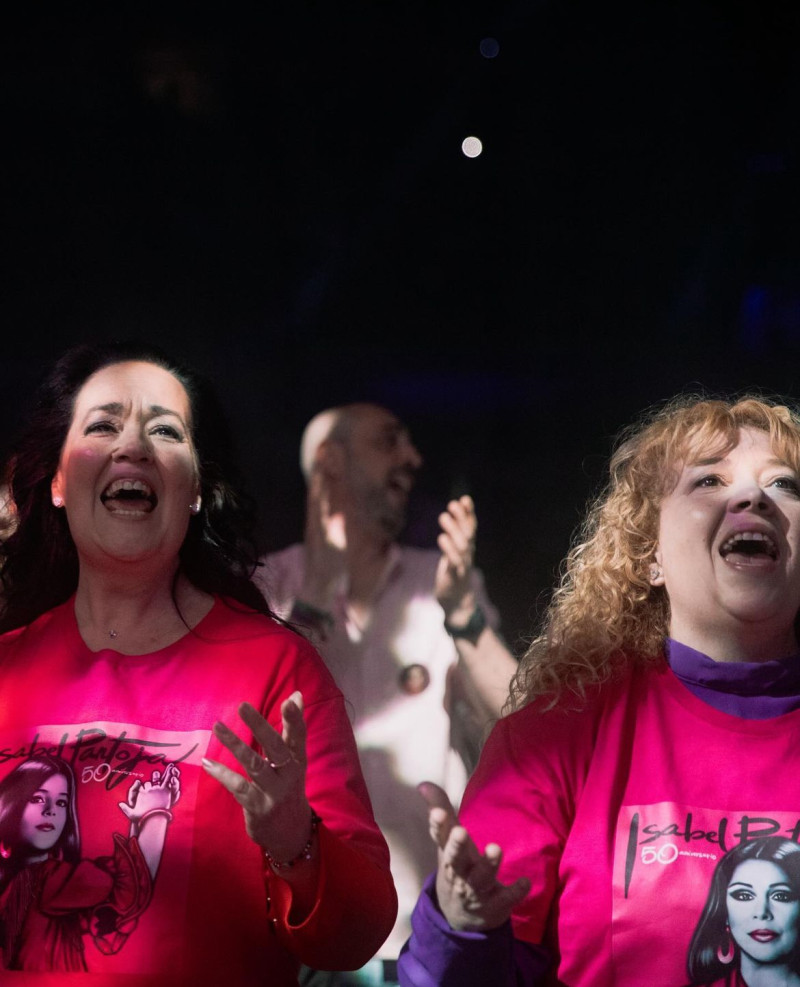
[
  {"x1": 419, "y1": 781, "x2": 530, "y2": 932},
  {"x1": 203, "y1": 691, "x2": 314, "y2": 865}
]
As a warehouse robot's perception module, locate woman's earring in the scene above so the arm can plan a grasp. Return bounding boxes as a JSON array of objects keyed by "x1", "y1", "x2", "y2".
[
  {"x1": 717, "y1": 925, "x2": 735, "y2": 965},
  {"x1": 52, "y1": 495, "x2": 64, "y2": 509},
  {"x1": 189, "y1": 499, "x2": 201, "y2": 515},
  {"x1": 649, "y1": 563, "x2": 663, "y2": 583},
  {"x1": 0, "y1": 841, "x2": 12, "y2": 859}
]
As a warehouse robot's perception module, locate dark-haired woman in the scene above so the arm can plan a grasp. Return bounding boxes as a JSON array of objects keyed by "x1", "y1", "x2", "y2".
[
  {"x1": 686, "y1": 836, "x2": 800, "y2": 987},
  {"x1": 0, "y1": 343, "x2": 396, "y2": 985},
  {"x1": 0, "y1": 754, "x2": 180, "y2": 971}
]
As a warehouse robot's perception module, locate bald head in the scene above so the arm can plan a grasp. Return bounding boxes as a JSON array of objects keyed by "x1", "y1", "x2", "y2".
[
  {"x1": 299, "y1": 403, "x2": 423, "y2": 539},
  {"x1": 300, "y1": 408, "x2": 345, "y2": 481},
  {"x1": 299, "y1": 403, "x2": 410, "y2": 480}
]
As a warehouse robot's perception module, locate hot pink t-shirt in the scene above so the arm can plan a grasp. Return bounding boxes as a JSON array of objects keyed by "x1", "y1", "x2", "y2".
[
  {"x1": 0, "y1": 597, "x2": 395, "y2": 986},
  {"x1": 460, "y1": 661, "x2": 800, "y2": 986}
]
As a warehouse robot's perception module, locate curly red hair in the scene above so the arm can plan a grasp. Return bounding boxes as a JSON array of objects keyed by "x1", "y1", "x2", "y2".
[{"x1": 509, "y1": 394, "x2": 800, "y2": 710}]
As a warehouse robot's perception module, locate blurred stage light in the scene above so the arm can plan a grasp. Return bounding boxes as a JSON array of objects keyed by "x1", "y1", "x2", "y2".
[
  {"x1": 479, "y1": 38, "x2": 500, "y2": 58},
  {"x1": 461, "y1": 136, "x2": 483, "y2": 158}
]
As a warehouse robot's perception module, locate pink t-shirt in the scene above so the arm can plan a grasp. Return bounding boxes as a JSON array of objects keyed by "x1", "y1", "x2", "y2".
[
  {"x1": 0, "y1": 597, "x2": 395, "y2": 986},
  {"x1": 460, "y1": 661, "x2": 800, "y2": 986}
]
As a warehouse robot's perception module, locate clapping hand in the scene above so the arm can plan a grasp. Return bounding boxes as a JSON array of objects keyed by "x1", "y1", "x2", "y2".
[
  {"x1": 435, "y1": 495, "x2": 478, "y2": 621},
  {"x1": 419, "y1": 781, "x2": 530, "y2": 932},
  {"x1": 202, "y1": 692, "x2": 315, "y2": 866}
]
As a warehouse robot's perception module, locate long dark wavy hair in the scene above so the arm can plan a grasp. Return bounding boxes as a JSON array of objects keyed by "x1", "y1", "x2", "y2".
[
  {"x1": 687, "y1": 836, "x2": 800, "y2": 983},
  {"x1": 0, "y1": 340, "x2": 274, "y2": 631}
]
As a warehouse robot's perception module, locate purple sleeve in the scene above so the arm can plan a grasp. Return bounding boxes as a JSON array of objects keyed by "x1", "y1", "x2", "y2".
[{"x1": 397, "y1": 874, "x2": 551, "y2": 987}]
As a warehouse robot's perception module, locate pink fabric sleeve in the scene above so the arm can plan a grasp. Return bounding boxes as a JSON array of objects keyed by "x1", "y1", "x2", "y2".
[
  {"x1": 267, "y1": 823, "x2": 397, "y2": 970},
  {"x1": 459, "y1": 698, "x2": 601, "y2": 944},
  {"x1": 260, "y1": 651, "x2": 397, "y2": 970}
]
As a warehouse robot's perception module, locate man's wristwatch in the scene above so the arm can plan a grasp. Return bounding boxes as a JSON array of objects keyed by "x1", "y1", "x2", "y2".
[{"x1": 443, "y1": 605, "x2": 487, "y2": 646}]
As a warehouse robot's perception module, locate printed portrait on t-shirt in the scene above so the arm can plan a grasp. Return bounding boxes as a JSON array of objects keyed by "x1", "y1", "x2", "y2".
[
  {"x1": 612, "y1": 805, "x2": 800, "y2": 987},
  {"x1": 683, "y1": 837, "x2": 800, "y2": 987},
  {"x1": 0, "y1": 721, "x2": 207, "y2": 974}
]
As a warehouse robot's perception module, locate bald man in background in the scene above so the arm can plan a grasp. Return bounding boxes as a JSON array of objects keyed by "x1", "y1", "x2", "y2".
[{"x1": 256, "y1": 403, "x2": 517, "y2": 987}]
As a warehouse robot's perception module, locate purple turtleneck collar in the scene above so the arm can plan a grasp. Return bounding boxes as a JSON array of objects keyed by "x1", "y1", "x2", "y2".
[{"x1": 666, "y1": 638, "x2": 800, "y2": 719}]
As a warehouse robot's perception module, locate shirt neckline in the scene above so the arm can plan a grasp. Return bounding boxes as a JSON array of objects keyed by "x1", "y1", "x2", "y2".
[{"x1": 665, "y1": 637, "x2": 800, "y2": 720}]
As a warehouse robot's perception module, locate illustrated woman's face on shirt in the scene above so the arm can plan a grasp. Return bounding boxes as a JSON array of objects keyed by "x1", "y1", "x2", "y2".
[
  {"x1": 727, "y1": 858, "x2": 800, "y2": 965},
  {"x1": 20, "y1": 774, "x2": 69, "y2": 853}
]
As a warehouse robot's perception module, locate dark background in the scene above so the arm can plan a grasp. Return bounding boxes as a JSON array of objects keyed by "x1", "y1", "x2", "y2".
[{"x1": 5, "y1": 3, "x2": 800, "y2": 650}]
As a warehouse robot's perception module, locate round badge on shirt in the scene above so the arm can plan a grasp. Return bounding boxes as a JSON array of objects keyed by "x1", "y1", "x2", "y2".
[{"x1": 399, "y1": 663, "x2": 430, "y2": 695}]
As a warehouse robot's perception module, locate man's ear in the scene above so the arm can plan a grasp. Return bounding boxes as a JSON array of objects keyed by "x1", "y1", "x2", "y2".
[{"x1": 316, "y1": 438, "x2": 346, "y2": 480}]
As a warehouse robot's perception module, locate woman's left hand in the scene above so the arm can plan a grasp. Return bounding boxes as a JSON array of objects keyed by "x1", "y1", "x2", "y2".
[
  {"x1": 419, "y1": 780, "x2": 530, "y2": 933},
  {"x1": 202, "y1": 691, "x2": 314, "y2": 864}
]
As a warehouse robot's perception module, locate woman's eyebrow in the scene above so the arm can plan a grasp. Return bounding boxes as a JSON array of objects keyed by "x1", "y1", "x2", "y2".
[
  {"x1": 84, "y1": 402, "x2": 185, "y2": 422},
  {"x1": 686, "y1": 455, "x2": 725, "y2": 467},
  {"x1": 86, "y1": 402, "x2": 124, "y2": 417},
  {"x1": 686, "y1": 454, "x2": 793, "y2": 469},
  {"x1": 728, "y1": 881, "x2": 793, "y2": 890},
  {"x1": 148, "y1": 405, "x2": 185, "y2": 422}
]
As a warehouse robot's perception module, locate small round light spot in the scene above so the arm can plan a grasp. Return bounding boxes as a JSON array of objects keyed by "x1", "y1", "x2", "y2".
[
  {"x1": 480, "y1": 37, "x2": 500, "y2": 59},
  {"x1": 461, "y1": 136, "x2": 483, "y2": 158}
]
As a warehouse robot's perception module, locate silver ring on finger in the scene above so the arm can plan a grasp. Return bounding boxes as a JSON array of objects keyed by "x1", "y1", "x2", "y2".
[{"x1": 266, "y1": 755, "x2": 293, "y2": 770}]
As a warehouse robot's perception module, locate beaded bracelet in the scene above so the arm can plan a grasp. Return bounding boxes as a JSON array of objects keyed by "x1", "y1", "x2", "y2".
[{"x1": 264, "y1": 811, "x2": 321, "y2": 869}]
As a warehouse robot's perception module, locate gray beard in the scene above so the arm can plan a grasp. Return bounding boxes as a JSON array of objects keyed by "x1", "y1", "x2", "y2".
[{"x1": 362, "y1": 488, "x2": 407, "y2": 541}]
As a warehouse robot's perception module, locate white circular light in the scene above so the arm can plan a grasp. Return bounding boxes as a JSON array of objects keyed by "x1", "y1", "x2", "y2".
[{"x1": 461, "y1": 136, "x2": 483, "y2": 158}]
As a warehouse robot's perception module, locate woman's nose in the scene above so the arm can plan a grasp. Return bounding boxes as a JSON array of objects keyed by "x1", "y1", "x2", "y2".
[
  {"x1": 756, "y1": 900, "x2": 773, "y2": 920},
  {"x1": 729, "y1": 483, "x2": 772, "y2": 514},
  {"x1": 112, "y1": 428, "x2": 153, "y2": 462}
]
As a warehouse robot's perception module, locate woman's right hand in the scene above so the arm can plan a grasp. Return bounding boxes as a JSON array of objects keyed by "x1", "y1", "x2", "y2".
[{"x1": 419, "y1": 781, "x2": 530, "y2": 932}]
